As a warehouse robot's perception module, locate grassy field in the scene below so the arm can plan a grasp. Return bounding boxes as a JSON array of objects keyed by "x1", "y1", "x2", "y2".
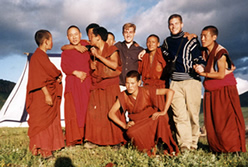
[
  {"x1": 0, "y1": 127, "x2": 247, "y2": 167},
  {"x1": 0, "y1": 108, "x2": 247, "y2": 166}
]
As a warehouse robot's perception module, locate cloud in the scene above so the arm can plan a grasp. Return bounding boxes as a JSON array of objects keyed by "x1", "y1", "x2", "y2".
[
  {"x1": 0, "y1": 0, "x2": 248, "y2": 82},
  {"x1": 130, "y1": 0, "x2": 248, "y2": 61}
]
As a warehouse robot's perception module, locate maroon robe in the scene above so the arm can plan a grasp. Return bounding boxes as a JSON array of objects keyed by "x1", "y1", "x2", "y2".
[
  {"x1": 26, "y1": 48, "x2": 64, "y2": 157},
  {"x1": 85, "y1": 43, "x2": 125, "y2": 145},
  {"x1": 61, "y1": 40, "x2": 91, "y2": 146},
  {"x1": 118, "y1": 87, "x2": 179, "y2": 154},
  {"x1": 202, "y1": 42, "x2": 246, "y2": 153},
  {"x1": 138, "y1": 48, "x2": 166, "y2": 87},
  {"x1": 138, "y1": 48, "x2": 167, "y2": 110}
]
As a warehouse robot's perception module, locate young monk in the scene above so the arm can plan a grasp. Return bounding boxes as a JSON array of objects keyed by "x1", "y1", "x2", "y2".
[
  {"x1": 108, "y1": 70, "x2": 179, "y2": 156},
  {"x1": 84, "y1": 27, "x2": 125, "y2": 148},
  {"x1": 61, "y1": 25, "x2": 91, "y2": 146},
  {"x1": 61, "y1": 23, "x2": 100, "y2": 53},
  {"x1": 106, "y1": 32, "x2": 116, "y2": 46},
  {"x1": 194, "y1": 25, "x2": 246, "y2": 153},
  {"x1": 26, "y1": 30, "x2": 64, "y2": 159},
  {"x1": 138, "y1": 34, "x2": 167, "y2": 108}
]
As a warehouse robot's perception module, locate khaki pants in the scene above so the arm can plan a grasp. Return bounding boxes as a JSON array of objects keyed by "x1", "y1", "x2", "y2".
[{"x1": 170, "y1": 79, "x2": 202, "y2": 149}]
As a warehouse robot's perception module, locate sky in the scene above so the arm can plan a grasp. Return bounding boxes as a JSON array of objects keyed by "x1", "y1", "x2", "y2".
[{"x1": 0, "y1": 0, "x2": 247, "y2": 90}]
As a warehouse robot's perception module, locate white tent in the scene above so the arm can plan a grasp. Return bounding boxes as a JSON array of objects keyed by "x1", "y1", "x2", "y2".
[{"x1": 0, "y1": 53, "x2": 65, "y2": 127}]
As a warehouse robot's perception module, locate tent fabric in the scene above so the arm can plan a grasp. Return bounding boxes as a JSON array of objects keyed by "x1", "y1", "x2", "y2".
[{"x1": 0, "y1": 53, "x2": 65, "y2": 127}]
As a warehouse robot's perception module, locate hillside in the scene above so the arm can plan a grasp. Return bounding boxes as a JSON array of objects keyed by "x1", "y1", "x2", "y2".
[
  {"x1": 0, "y1": 79, "x2": 15, "y2": 108},
  {"x1": 240, "y1": 91, "x2": 248, "y2": 107}
]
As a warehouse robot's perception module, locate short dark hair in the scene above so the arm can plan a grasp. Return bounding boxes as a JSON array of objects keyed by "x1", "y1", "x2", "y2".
[
  {"x1": 168, "y1": 14, "x2": 183, "y2": 24},
  {"x1": 126, "y1": 70, "x2": 140, "y2": 82},
  {"x1": 147, "y1": 34, "x2": 160, "y2": 43},
  {"x1": 202, "y1": 25, "x2": 219, "y2": 36},
  {"x1": 108, "y1": 32, "x2": 115, "y2": 40},
  {"x1": 92, "y1": 27, "x2": 108, "y2": 41},
  {"x1": 34, "y1": 29, "x2": 51, "y2": 46},
  {"x1": 86, "y1": 23, "x2": 99, "y2": 34},
  {"x1": 67, "y1": 25, "x2": 80, "y2": 34}
]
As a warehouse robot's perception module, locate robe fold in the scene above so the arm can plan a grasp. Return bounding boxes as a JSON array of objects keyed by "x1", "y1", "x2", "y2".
[
  {"x1": 61, "y1": 40, "x2": 91, "y2": 146},
  {"x1": 202, "y1": 42, "x2": 246, "y2": 153},
  {"x1": 138, "y1": 48, "x2": 167, "y2": 87},
  {"x1": 85, "y1": 43, "x2": 125, "y2": 145},
  {"x1": 138, "y1": 48, "x2": 167, "y2": 110},
  {"x1": 118, "y1": 87, "x2": 179, "y2": 154},
  {"x1": 26, "y1": 48, "x2": 64, "y2": 156}
]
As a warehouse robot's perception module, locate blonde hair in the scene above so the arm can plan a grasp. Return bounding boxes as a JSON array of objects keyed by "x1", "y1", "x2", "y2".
[{"x1": 122, "y1": 23, "x2": 136, "y2": 33}]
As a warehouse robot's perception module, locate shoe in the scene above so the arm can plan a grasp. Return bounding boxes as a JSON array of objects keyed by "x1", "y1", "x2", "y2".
[
  {"x1": 190, "y1": 147, "x2": 197, "y2": 151},
  {"x1": 180, "y1": 146, "x2": 190, "y2": 153}
]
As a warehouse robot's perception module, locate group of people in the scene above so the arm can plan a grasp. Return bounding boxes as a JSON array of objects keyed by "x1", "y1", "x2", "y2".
[{"x1": 25, "y1": 13, "x2": 246, "y2": 159}]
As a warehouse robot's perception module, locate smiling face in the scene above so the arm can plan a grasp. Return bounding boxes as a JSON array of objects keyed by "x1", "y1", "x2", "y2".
[
  {"x1": 168, "y1": 17, "x2": 183, "y2": 35},
  {"x1": 67, "y1": 27, "x2": 82, "y2": 45},
  {"x1": 123, "y1": 27, "x2": 135, "y2": 44},
  {"x1": 146, "y1": 36, "x2": 160, "y2": 52}
]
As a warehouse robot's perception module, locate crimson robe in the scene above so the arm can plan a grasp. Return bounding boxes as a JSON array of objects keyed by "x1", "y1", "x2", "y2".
[
  {"x1": 203, "y1": 42, "x2": 246, "y2": 153},
  {"x1": 61, "y1": 40, "x2": 91, "y2": 146},
  {"x1": 26, "y1": 48, "x2": 64, "y2": 157},
  {"x1": 138, "y1": 48, "x2": 167, "y2": 110},
  {"x1": 85, "y1": 43, "x2": 125, "y2": 145},
  {"x1": 138, "y1": 48, "x2": 167, "y2": 87},
  {"x1": 118, "y1": 87, "x2": 179, "y2": 154}
]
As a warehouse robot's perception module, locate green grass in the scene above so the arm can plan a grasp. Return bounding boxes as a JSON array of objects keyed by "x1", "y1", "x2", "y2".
[
  {"x1": 241, "y1": 107, "x2": 248, "y2": 125},
  {"x1": 0, "y1": 128, "x2": 247, "y2": 167}
]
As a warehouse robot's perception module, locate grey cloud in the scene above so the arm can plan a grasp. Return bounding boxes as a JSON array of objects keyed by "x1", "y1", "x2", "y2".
[{"x1": 0, "y1": 0, "x2": 247, "y2": 70}]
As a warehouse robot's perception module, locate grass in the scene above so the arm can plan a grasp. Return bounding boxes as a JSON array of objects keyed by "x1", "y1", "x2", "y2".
[
  {"x1": 0, "y1": 127, "x2": 247, "y2": 167},
  {"x1": 0, "y1": 109, "x2": 247, "y2": 166}
]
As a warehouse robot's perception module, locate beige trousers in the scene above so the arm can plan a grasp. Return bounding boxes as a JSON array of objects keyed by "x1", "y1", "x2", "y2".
[{"x1": 170, "y1": 79, "x2": 202, "y2": 149}]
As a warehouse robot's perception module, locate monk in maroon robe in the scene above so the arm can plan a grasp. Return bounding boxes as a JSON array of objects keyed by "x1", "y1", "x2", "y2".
[
  {"x1": 61, "y1": 25, "x2": 91, "y2": 146},
  {"x1": 109, "y1": 70, "x2": 179, "y2": 156},
  {"x1": 84, "y1": 27, "x2": 125, "y2": 147},
  {"x1": 26, "y1": 30, "x2": 64, "y2": 159},
  {"x1": 138, "y1": 34, "x2": 167, "y2": 110},
  {"x1": 194, "y1": 25, "x2": 246, "y2": 153}
]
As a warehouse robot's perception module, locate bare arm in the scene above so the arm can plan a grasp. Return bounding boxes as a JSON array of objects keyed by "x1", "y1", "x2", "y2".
[
  {"x1": 108, "y1": 99, "x2": 130, "y2": 129},
  {"x1": 195, "y1": 55, "x2": 227, "y2": 79},
  {"x1": 61, "y1": 44, "x2": 75, "y2": 51},
  {"x1": 151, "y1": 88, "x2": 174, "y2": 120},
  {"x1": 41, "y1": 86, "x2": 53, "y2": 106},
  {"x1": 138, "y1": 49, "x2": 146, "y2": 60},
  {"x1": 91, "y1": 47, "x2": 119, "y2": 70},
  {"x1": 61, "y1": 43, "x2": 88, "y2": 53},
  {"x1": 72, "y1": 70, "x2": 87, "y2": 82}
]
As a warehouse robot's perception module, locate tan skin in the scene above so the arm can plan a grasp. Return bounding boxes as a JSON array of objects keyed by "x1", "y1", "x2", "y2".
[
  {"x1": 60, "y1": 27, "x2": 93, "y2": 53},
  {"x1": 194, "y1": 29, "x2": 235, "y2": 79},
  {"x1": 138, "y1": 25, "x2": 197, "y2": 60},
  {"x1": 90, "y1": 32, "x2": 119, "y2": 70},
  {"x1": 146, "y1": 36, "x2": 160, "y2": 65},
  {"x1": 108, "y1": 77, "x2": 174, "y2": 130},
  {"x1": 66, "y1": 27, "x2": 88, "y2": 82},
  {"x1": 106, "y1": 33, "x2": 115, "y2": 46},
  {"x1": 39, "y1": 34, "x2": 62, "y2": 106}
]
